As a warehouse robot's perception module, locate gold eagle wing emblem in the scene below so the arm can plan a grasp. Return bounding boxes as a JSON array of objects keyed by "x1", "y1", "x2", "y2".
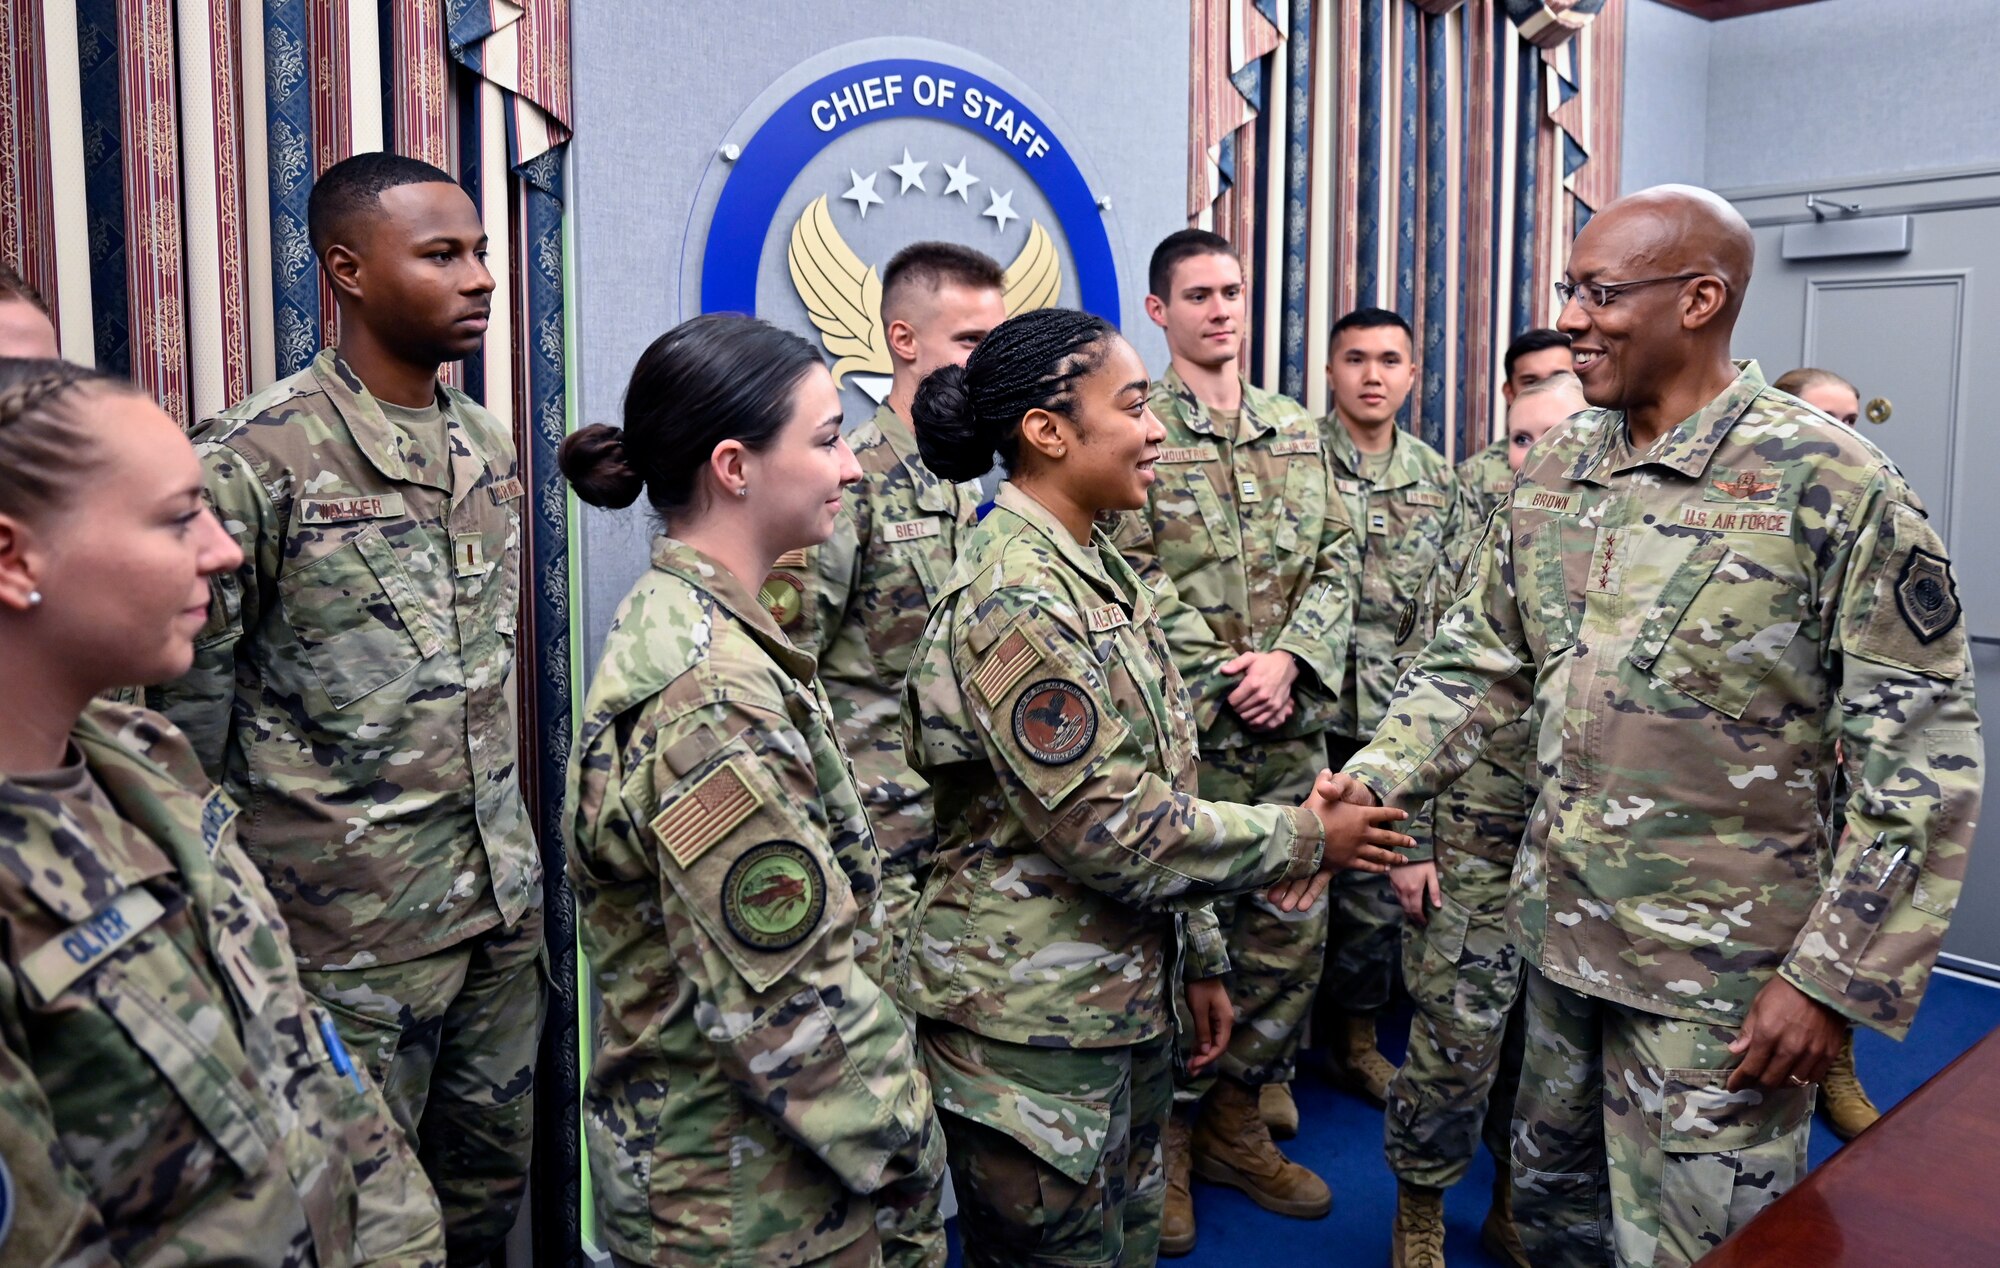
[{"x1": 788, "y1": 195, "x2": 891, "y2": 386}]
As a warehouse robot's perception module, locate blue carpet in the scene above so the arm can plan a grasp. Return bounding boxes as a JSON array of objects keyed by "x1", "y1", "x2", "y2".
[{"x1": 945, "y1": 970, "x2": 2000, "y2": 1266}]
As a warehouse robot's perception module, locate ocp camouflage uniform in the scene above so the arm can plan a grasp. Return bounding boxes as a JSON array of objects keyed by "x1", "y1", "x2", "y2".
[
  {"x1": 1111, "y1": 369, "x2": 1357, "y2": 1096},
  {"x1": 759, "y1": 405, "x2": 979, "y2": 980},
  {"x1": 0, "y1": 701, "x2": 445, "y2": 1267},
  {"x1": 1318, "y1": 418, "x2": 1472, "y2": 1021},
  {"x1": 569, "y1": 535, "x2": 945, "y2": 1268},
  {"x1": 902, "y1": 483, "x2": 1326, "y2": 1266},
  {"x1": 1346, "y1": 363, "x2": 1983, "y2": 1267},
  {"x1": 1386, "y1": 438, "x2": 1532, "y2": 1191},
  {"x1": 152, "y1": 349, "x2": 544, "y2": 1261}
]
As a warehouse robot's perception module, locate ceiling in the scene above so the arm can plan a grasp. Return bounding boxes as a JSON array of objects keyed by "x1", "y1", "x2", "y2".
[{"x1": 1649, "y1": 0, "x2": 1830, "y2": 18}]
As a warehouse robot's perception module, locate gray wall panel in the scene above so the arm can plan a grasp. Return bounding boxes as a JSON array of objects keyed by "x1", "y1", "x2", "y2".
[
  {"x1": 570, "y1": 4, "x2": 1188, "y2": 659},
  {"x1": 1621, "y1": 0, "x2": 1711, "y2": 195}
]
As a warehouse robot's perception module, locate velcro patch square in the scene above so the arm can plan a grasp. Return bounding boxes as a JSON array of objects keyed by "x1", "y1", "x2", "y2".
[
  {"x1": 1270, "y1": 437, "x2": 1321, "y2": 457},
  {"x1": 1513, "y1": 488, "x2": 1581, "y2": 516},
  {"x1": 1085, "y1": 603, "x2": 1130, "y2": 632},
  {"x1": 1404, "y1": 488, "x2": 1448, "y2": 508},
  {"x1": 1159, "y1": 445, "x2": 1218, "y2": 464},
  {"x1": 974, "y1": 629, "x2": 1042, "y2": 705},
  {"x1": 20, "y1": 887, "x2": 167, "y2": 1004},
  {"x1": 885, "y1": 516, "x2": 942, "y2": 543},
  {"x1": 297, "y1": 492, "x2": 407, "y2": 524},
  {"x1": 488, "y1": 476, "x2": 525, "y2": 503},
  {"x1": 651, "y1": 761, "x2": 762, "y2": 869}
]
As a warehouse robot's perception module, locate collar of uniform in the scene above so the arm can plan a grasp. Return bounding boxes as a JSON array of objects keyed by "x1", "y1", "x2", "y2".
[
  {"x1": 1325, "y1": 413, "x2": 1425, "y2": 490},
  {"x1": 648, "y1": 536, "x2": 817, "y2": 681},
  {"x1": 991, "y1": 482, "x2": 1121, "y2": 592},
  {"x1": 1158, "y1": 365, "x2": 1270, "y2": 442},
  {"x1": 307, "y1": 348, "x2": 464, "y2": 491},
  {"x1": 1566, "y1": 360, "x2": 1767, "y2": 485},
  {"x1": 872, "y1": 404, "x2": 955, "y2": 514}
]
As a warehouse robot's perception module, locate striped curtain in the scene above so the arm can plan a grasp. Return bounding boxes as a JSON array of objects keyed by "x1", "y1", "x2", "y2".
[
  {"x1": 1, "y1": 3, "x2": 579, "y2": 1255},
  {"x1": 1192, "y1": 0, "x2": 1623, "y2": 461}
]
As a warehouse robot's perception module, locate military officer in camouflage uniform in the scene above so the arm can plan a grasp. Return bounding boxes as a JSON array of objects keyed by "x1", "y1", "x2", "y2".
[
  {"x1": 1339, "y1": 186, "x2": 1983, "y2": 1268},
  {"x1": 1453, "y1": 329, "x2": 1575, "y2": 515},
  {"x1": 759, "y1": 242, "x2": 1002, "y2": 976},
  {"x1": 1111, "y1": 230, "x2": 1354, "y2": 1254},
  {"x1": 153, "y1": 154, "x2": 543, "y2": 1263},
  {"x1": 562, "y1": 315, "x2": 944, "y2": 1267},
  {"x1": 1315, "y1": 307, "x2": 1474, "y2": 1106},
  {"x1": 0, "y1": 360, "x2": 443, "y2": 1266},
  {"x1": 1384, "y1": 371, "x2": 1585, "y2": 1268},
  {"x1": 900, "y1": 308, "x2": 1412, "y2": 1268}
]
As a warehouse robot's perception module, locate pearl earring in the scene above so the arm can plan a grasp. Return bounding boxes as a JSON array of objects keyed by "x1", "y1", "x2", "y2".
[
  {"x1": 26, "y1": 590, "x2": 42, "y2": 607},
  {"x1": 736, "y1": 486, "x2": 749, "y2": 499}
]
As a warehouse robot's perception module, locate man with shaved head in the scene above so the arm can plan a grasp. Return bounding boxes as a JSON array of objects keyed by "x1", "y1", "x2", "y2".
[
  {"x1": 759, "y1": 240, "x2": 1002, "y2": 967},
  {"x1": 1332, "y1": 185, "x2": 1983, "y2": 1266}
]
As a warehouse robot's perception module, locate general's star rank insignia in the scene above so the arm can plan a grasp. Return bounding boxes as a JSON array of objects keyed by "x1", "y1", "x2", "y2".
[
  {"x1": 1011, "y1": 678, "x2": 1097, "y2": 766},
  {"x1": 1895, "y1": 547, "x2": 1960, "y2": 644},
  {"x1": 721, "y1": 841, "x2": 826, "y2": 951}
]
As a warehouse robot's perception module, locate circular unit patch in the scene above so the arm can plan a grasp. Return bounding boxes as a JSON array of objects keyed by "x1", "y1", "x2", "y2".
[
  {"x1": 759, "y1": 572, "x2": 806, "y2": 630},
  {"x1": 722, "y1": 841, "x2": 826, "y2": 951},
  {"x1": 1011, "y1": 678, "x2": 1098, "y2": 766}
]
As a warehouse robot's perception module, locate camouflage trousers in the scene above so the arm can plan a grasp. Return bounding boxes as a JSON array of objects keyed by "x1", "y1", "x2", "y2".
[
  {"x1": 1512, "y1": 970, "x2": 1815, "y2": 1268},
  {"x1": 921, "y1": 1023, "x2": 1172, "y2": 1268},
  {"x1": 1178, "y1": 736, "x2": 1329, "y2": 1102},
  {"x1": 1384, "y1": 844, "x2": 1526, "y2": 1189},
  {"x1": 1318, "y1": 734, "x2": 1408, "y2": 1019},
  {"x1": 302, "y1": 908, "x2": 546, "y2": 1265}
]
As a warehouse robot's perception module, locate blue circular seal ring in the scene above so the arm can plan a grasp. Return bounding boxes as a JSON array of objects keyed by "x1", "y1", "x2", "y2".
[{"x1": 701, "y1": 57, "x2": 1119, "y2": 323}]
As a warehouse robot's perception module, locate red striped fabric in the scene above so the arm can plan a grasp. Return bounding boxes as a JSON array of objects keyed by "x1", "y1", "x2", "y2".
[
  {"x1": 308, "y1": 0, "x2": 350, "y2": 350},
  {"x1": 204, "y1": 0, "x2": 252, "y2": 408},
  {"x1": 392, "y1": 0, "x2": 452, "y2": 167},
  {"x1": 0, "y1": 1, "x2": 58, "y2": 311},
  {"x1": 119, "y1": 0, "x2": 189, "y2": 424}
]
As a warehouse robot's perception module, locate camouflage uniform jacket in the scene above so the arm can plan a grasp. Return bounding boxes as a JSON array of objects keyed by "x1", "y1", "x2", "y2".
[
  {"x1": 1347, "y1": 363, "x2": 1983, "y2": 1037},
  {"x1": 899, "y1": 483, "x2": 1327, "y2": 1049},
  {"x1": 1320, "y1": 417, "x2": 1474, "y2": 740},
  {"x1": 760, "y1": 405, "x2": 979, "y2": 880},
  {"x1": 568, "y1": 536, "x2": 942, "y2": 1266},
  {"x1": 0, "y1": 702, "x2": 444, "y2": 1267},
  {"x1": 1425, "y1": 440, "x2": 1533, "y2": 865},
  {"x1": 154, "y1": 350, "x2": 539, "y2": 969},
  {"x1": 1111, "y1": 368, "x2": 1358, "y2": 747}
]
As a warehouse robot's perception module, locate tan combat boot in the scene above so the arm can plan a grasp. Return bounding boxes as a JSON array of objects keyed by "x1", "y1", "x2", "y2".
[
  {"x1": 1479, "y1": 1164, "x2": 1531, "y2": 1268},
  {"x1": 1391, "y1": 1183, "x2": 1447, "y2": 1268},
  {"x1": 1161, "y1": 1109, "x2": 1197, "y2": 1256},
  {"x1": 1821, "y1": 1028, "x2": 1881, "y2": 1141},
  {"x1": 1190, "y1": 1078, "x2": 1333, "y2": 1218},
  {"x1": 1259, "y1": 1081, "x2": 1300, "y2": 1140},
  {"x1": 1324, "y1": 1014, "x2": 1398, "y2": 1106}
]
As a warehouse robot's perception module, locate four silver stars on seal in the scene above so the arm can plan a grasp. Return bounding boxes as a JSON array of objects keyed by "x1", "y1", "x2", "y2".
[{"x1": 839, "y1": 149, "x2": 1019, "y2": 232}]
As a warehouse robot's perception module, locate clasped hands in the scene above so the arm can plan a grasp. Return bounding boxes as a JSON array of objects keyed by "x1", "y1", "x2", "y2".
[{"x1": 1265, "y1": 770, "x2": 1413, "y2": 912}]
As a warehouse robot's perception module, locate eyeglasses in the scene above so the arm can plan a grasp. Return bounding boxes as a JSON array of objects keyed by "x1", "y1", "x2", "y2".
[{"x1": 1554, "y1": 274, "x2": 1712, "y2": 309}]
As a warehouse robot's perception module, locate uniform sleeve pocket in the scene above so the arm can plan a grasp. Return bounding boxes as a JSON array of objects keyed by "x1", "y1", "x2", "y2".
[
  {"x1": 279, "y1": 524, "x2": 439, "y2": 708},
  {"x1": 651, "y1": 739, "x2": 855, "y2": 995}
]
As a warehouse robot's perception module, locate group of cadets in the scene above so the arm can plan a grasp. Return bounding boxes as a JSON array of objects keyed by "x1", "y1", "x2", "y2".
[{"x1": 0, "y1": 154, "x2": 1979, "y2": 1268}]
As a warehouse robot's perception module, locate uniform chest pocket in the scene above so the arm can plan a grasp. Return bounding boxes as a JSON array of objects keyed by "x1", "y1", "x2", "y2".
[
  {"x1": 280, "y1": 523, "x2": 442, "y2": 708},
  {"x1": 1630, "y1": 544, "x2": 1808, "y2": 720},
  {"x1": 1155, "y1": 464, "x2": 1237, "y2": 562}
]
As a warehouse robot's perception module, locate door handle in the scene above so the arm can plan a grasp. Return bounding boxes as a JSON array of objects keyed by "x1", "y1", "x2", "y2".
[{"x1": 1866, "y1": 397, "x2": 1893, "y2": 425}]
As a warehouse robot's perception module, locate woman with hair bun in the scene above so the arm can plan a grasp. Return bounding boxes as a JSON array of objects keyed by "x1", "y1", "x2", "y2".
[
  {"x1": 898, "y1": 307, "x2": 1414, "y2": 1266},
  {"x1": 0, "y1": 359, "x2": 445, "y2": 1264},
  {"x1": 562, "y1": 313, "x2": 944, "y2": 1267}
]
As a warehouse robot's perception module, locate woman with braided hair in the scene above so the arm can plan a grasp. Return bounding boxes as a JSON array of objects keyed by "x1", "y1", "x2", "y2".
[
  {"x1": 0, "y1": 359, "x2": 446, "y2": 1264},
  {"x1": 897, "y1": 307, "x2": 1414, "y2": 1267}
]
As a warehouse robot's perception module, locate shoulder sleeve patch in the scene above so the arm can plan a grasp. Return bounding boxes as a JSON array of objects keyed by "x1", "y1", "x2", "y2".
[
  {"x1": 974, "y1": 628, "x2": 1044, "y2": 705},
  {"x1": 1851, "y1": 503, "x2": 1968, "y2": 680}
]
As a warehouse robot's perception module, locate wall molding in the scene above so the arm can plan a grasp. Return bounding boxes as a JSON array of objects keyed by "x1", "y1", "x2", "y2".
[{"x1": 1720, "y1": 164, "x2": 2000, "y2": 227}]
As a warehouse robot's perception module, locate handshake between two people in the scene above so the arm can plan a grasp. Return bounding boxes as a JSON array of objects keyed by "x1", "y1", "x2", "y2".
[{"x1": 1265, "y1": 769, "x2": 1412, "y2": 913}]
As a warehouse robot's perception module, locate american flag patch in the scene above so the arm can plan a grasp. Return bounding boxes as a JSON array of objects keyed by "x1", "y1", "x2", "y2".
[
  {"x1": 974, "y1": 630, "x2": 1042, "y2": 705},
  {"x1": 651, "y1": 761, "x2": 762, "y2": 869}
]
